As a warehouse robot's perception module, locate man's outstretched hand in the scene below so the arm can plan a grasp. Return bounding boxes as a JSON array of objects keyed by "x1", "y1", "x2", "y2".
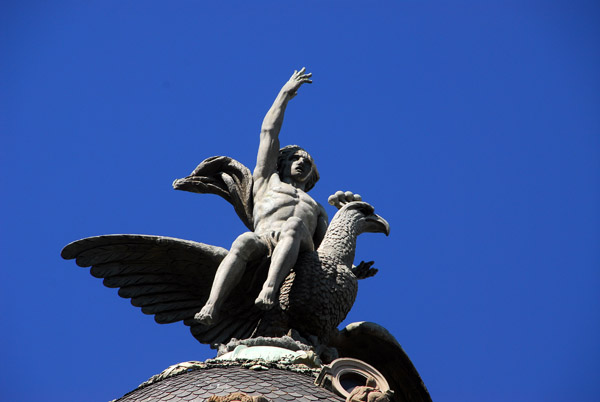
[
  {"x1": 328, "y1": 190, "x2": 363, "y2": 209},
  {"x1": 282, "y1": 67, "x2": 312, "y2": 99}
]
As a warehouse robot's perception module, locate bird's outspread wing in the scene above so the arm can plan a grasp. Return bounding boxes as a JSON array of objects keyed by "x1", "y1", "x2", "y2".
[
  {"x1": 172, "y1": 156, "x2": 254, "y2": 231},
  {"x1": 333, "y1": 322, "x2": 432, "y2": 402},
  {"x1": 61, "y1": 234, "x2": 267, "y2": 345}
]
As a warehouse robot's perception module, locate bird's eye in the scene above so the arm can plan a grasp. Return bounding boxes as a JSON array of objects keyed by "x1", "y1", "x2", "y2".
[{"x1": 359, "y1": 204, "x2": 375, "y2": 215}]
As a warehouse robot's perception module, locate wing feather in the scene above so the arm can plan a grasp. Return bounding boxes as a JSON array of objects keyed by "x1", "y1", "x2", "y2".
[
  {"x1": 102, "y1": 273, "x2": 183, "y2": 288},
  {"x1": 141, "y1": 300, "x2": 204, "y2": 315},
  {"x1": 118, "y1": 284, "x2": 176, "y2": 299},
  {"x1": 155, "y1": 306, "x2": 204, "y2": 324},
  {"x1": 131, "y1": 292, "x2": 198, "y2": 308},
  {"x1": 90, "y1": 262, "x2": 171, "y2": 278}
]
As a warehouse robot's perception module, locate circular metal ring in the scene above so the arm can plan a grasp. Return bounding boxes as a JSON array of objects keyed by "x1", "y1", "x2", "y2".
[{"x1": 326, "y1": 357, "x2": 390, "y2": 398}]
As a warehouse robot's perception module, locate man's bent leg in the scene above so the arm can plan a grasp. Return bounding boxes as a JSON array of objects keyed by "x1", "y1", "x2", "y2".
[
  {"x1": 255, "y1": 217, "x2": 314, "y2": 309},
  {"x1": 196, "y1": 232, "x2": 268, "y2": 324}
]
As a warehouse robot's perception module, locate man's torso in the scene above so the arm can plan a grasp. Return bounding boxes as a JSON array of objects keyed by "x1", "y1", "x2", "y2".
[{"x1": 252, "y1": 173, "x2": 320, "y2": 236}]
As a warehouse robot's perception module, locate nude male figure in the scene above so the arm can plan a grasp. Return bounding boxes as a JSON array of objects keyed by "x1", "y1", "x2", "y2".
[{"x1": 195, "y1": 68, "x2": 328, "y2": 325}]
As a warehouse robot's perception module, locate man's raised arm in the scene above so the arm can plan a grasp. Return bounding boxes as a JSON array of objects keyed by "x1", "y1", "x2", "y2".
[{"x1": 254, "y1": 68, "x2": 312, "y2": 179}]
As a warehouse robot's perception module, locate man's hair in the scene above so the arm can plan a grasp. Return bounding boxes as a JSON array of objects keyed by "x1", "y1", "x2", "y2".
[{"x1": 277, "y1": 145, "x2": 320, "y2": 192}]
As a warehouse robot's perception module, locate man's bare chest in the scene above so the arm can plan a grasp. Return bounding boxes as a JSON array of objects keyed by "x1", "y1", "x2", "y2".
[
  {"x1": 254, "y1": 183, "x2": 318, "y2": 217},
  {"x1": 269, "y1": 184, "x2": 316, "y2": 206}
]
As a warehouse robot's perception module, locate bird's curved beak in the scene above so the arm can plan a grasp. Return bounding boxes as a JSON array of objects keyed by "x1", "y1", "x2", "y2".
[{"x1": 363, "y1": 214, "x2": 390, "y2": 236}]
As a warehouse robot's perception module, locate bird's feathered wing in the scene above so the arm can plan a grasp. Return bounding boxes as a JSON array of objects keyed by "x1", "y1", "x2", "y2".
[
  {"x1": 61, "y1": 234, "x2": 267, "y2": 345},
  {"x1": 172, "y1": 156, "x2": 254, "y2": 231},
  {"x1": 333, "y1": 322, "x2": 432, "y2": 402}
]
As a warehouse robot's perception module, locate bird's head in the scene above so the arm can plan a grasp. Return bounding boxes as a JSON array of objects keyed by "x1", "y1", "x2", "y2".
[{"x1": 336, "y1": 201, "x2": 390, "y2": 236}]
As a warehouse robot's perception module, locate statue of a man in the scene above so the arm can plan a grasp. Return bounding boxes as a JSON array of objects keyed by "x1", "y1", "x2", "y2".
[{"x1": 196, "y1": 68, "x2": 329, "y2": 325}]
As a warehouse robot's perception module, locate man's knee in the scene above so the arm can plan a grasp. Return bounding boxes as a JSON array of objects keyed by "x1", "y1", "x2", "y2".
[{"x1": 230, "y1": 232, "x2": 261, "y2": 260}]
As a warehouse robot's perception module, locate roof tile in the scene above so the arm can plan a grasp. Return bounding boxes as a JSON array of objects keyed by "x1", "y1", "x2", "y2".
[{"x1": 117, "y1": 365, "x2": 343, "y2": 402}]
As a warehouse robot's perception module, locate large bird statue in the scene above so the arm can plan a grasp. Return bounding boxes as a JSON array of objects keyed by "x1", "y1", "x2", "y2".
[{"x1": 61, "y1": 199, "x2": 389, "y2": 349}]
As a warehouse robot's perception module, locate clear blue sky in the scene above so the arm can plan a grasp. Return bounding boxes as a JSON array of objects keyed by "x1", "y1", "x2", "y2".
[{"x1": 2, "y1": 2, "x2": 599, "y2": 401}]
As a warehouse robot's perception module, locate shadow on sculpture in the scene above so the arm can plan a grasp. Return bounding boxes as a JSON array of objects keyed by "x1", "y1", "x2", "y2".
[{"x1": 62, "y1": 69, "x2": 431, "y2": 402}]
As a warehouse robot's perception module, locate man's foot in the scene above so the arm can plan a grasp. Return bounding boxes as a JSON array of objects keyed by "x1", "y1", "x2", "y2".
[
  {"x1": 195, "y1": 304, "x2": 217, "y2": 325},
  {"x1": 255, "y1": 287, "x2": 276, "y2": 310}
]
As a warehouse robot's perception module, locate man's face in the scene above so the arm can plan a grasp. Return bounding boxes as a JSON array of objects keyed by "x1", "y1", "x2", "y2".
[{"x1": 283, "y1": 151, "x2": 313, "y2": 183}]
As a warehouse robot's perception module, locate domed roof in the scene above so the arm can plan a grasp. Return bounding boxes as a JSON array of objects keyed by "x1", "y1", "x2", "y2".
[
  {"x1": 113, "y1": 332, "x2": 432, "y2": 402},
  {"x1": 115, "y1": 361, "x2": 344, "y2": 402}
]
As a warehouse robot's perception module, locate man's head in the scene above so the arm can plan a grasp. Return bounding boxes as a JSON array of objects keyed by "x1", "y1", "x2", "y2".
[{"x1": 277, "y1": 145, "x2": 319, "y2": 191}]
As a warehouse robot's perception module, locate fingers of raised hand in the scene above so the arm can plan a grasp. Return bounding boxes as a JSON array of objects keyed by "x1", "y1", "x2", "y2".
[
  {"x1": 291, "y1": 68, "x2": 311, "y2": 81},
  {"x1": 299, "y1": 73, "x2": 313, "y2": 84},
  {"x1": 328, "y1": 190, "x2": 362, "y2": 209},
  {"x1": 291, "y1": 67, "x2": 304, "y2": 79}
]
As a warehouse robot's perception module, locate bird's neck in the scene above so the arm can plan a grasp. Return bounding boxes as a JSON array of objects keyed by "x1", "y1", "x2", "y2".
[{"x1": 318, "y1": 215, "x2": 358, "y2": 267}]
